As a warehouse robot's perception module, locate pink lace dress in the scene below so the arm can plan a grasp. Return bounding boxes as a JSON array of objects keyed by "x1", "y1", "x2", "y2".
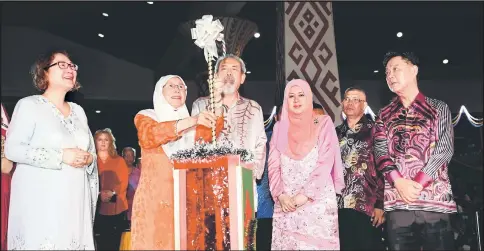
[{"x1": 272, "y1": 146, "x2": 340, "y2": 250}]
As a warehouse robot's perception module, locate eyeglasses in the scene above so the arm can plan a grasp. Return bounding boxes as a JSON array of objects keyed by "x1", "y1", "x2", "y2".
[
  {"x1": 342, "y1": 97, "x2": 365, "y2": 104},
  {"x1": 165, "y1": 84, "x2": 186, "y2": 90},
  {"x1": 45, "y1": 61, "x2": 79, "y2": 71}
]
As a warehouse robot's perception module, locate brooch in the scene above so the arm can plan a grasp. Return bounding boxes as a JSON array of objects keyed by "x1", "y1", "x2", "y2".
[{"x1": 314, "y1": 118, "x2": 319, "y2": 124}]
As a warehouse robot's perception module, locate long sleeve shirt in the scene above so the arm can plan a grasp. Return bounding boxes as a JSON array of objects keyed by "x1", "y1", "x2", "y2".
[
  {"x1": 191, "y1": 96, "x2": 267, "y2": 180},
  {"x1": 98, "y1": 156, "x2": 129, "y2": 216},
  {"x1": 374, "y1": 92, "x2": 457, "y2": 213},
  {"x1": 335, "y1": 116, "x2": 385, "y2": 217}
]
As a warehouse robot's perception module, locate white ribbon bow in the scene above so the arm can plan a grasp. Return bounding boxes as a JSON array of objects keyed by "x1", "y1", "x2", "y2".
[{"x1": 191, "y1": 15, "x2": 225, "y2": 63}]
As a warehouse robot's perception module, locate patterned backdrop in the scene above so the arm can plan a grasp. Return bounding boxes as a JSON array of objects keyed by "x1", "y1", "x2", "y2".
[{"x1": 284, "y1": 2, "x2": 343, "y2": 125}]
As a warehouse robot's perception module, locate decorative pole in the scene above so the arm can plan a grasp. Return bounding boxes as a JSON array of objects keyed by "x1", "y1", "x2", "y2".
[{"x1": 190, "y1": 15, "x2": 225, "y2": 145}]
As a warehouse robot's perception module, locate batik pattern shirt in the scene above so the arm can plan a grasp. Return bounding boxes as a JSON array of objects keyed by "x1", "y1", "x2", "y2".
[
  {"x1": 191, "y1": 96, "x2": 267, "y2": 180},
  {"x1": 336, "y1": 116, "x2": 385, "y2": 217},
  {"x1": 374, "y1": 92, "x2": 457, "y2": 213}
]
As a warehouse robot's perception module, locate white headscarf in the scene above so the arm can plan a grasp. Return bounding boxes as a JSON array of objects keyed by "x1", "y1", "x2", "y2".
[{"x1": 137, "y1": 75, "x2": 195, "y2": 157}]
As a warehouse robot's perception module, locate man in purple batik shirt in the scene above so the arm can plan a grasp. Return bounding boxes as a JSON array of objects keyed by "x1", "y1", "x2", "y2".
[
  {"x1": 336, "y1": 87, "x2": 386, "y2": 250},
  {"x1": 374, "y1": 52, "x2": 456, "y2": 250}
]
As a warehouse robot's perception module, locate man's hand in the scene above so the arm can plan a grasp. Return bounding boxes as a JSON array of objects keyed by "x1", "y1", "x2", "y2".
[
  {"x1": 394, "y1": 178, "x2": 423, "y2": 204},
  {"x1": 372, "y1": 208, "x2": 385, "y2": 227}
]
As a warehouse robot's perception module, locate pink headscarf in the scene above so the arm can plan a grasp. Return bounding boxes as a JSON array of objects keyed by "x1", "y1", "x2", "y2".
[{"x1": 276, "y1": 79, "x2": 318, "y2": 160}]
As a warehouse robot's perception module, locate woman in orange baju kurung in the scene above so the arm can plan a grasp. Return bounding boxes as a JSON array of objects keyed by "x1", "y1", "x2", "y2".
[{"x1": 130, "y1": 75, "x2": 223, "y2": 250}]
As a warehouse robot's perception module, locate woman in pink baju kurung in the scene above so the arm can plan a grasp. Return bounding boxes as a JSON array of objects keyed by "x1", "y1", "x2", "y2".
[{"x1": 268, "y1": 79, "x2": 345, "y2": 250}]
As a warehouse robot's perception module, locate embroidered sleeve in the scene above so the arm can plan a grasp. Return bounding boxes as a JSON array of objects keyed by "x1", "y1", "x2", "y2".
[
  {"x1": 414, "y1": 103, "x2": 454, "y2": 188},
  {"x1": 194, "y1": 115, "x2": 224, "y2": 143},
  {"x1": 5, "y1": 98, "x2": 63, "y2": 170},
  {"x1": 268, "y1": 123, "x2": 284, "y2": 203},
  {"x1": 191, "y1": 99, "x2": 202, "y2": 116},
  {"x1": 373, "y1": 115, "x2": 401, "y2": 185},
  {"x1": 134, "y1": 114, "x2": 180, "y2": 149}
]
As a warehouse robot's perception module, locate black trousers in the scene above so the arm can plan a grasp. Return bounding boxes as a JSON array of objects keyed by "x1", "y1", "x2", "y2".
[
  {"x1": 94, "y1": 210, "x2": 127, "y2": 251},
  {"x1": 338, "y1": 208, "x2": 385, "y2": 250},
  {"x1": 386, "y1": 210, "x2": 455, "y2": 251},
  {"x1": 256, "y1": 218, "x2": 273, "y2": 251}
]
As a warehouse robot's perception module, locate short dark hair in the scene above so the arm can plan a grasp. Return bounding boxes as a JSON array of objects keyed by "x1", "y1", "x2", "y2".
[
  {"x1": 122, "y1": 147, "x2": 136, "y2": 157},
  {"x1": 382, "y1": 51, "x2": 419, "y2": 68},
  {"x1": 313, "y1": 102, "x2": 323, "y2": 110},
  {"x1": 344, "y1": 86, "x2": 367, "y2": 99},
  {"x1": 30, "y1": 49, "x2": 80, "y2": 92}
]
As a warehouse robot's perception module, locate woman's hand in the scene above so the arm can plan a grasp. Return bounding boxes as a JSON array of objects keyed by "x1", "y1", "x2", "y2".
[
  {"x1": 100, "y1": 190, "x2": 114, "y2": 202},
  {"x1": 278, "y1": 194, "x2": 296, "y2": 213},
  {"x1": 194, "y1": 111, "x2": 217, "y2": 128},
  {"x1": 291, "y1": 194, "x2": 309, "y2": 208},
  {"x1": 62, "y1": 148, "x2": 92, "y2": 168},
  {"x1": 82, "y1": 153, "x2": 93, "y2": 166}
]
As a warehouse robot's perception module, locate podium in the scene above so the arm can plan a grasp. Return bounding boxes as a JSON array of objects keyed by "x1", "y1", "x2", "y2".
[{"x1": 173, "y1": 155, "x2": 256, "y2": 250}]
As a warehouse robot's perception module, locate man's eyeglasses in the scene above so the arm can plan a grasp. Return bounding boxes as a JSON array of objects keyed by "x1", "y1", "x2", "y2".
[
  {"x1": 342, "y1": 97, "x2": 365, "y2": 104},
  {"x1": 44, "y1": 61, "x2": 79, "y2": 71}
]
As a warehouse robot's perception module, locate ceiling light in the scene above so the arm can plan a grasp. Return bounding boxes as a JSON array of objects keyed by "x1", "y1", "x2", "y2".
[
  {"x1": 254, "y1": 32, "x2": 260, "y2": 38},
  {"x1": 396, "y1": 32, "x2": 403, "y2": 38},
  {"x1": 373, "y1": 70, "x2": 379, "y2": 73},
  {"x1": 102, "y1": 13, "x2": 108, "y2": 17},
  {"x1": 443, "y1": 59, "x2": 449, "y2": 64},
  {"x1": 98, "y1": 33, "x2": 104, "y2": 38},
  {"x1": 95, "y1": 110, "x2": 101, "y2": 114},
  {"x1": 246, "y1": 71, "x2": 251, "y2": 74},
  {"x1": 147, "y1": 1, "x2": 154, "y2": 4}
]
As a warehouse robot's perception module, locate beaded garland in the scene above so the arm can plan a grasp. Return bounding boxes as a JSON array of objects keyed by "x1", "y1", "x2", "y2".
[
  {"x1": 207, "y1": 59, "x2": 216, "y2": 145},
  {"x1": 171, "y1": 139, "x2": 254, "y2": 163}
]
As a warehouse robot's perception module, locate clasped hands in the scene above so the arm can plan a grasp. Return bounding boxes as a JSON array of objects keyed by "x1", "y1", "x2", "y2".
[
  {"x1": 100, "y1": 190, "x2": 115, "y2": 203},
  {"x1": 278, "y1": 193, "x2": 309, "y2": 213},
  {"x1": 62, "y1": 148, "x2": 93, "y2": 168},
  {"x1": 394, "y1": 177, "x2": 423, "y2": 204}
]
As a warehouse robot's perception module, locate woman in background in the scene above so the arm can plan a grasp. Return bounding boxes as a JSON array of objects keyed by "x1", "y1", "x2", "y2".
[
  {"x1": 94, "y1": 128, "x2": 129, "y2": 251},
  {"x1": 268, "y1": 79, "x2": 344, "y2": 250},
  {"x1": 5, "y1": 50, "x2": 98, "y2": 250},
  {"x1": 1, "y1": 103, "x2": 15, "y2": 250}
]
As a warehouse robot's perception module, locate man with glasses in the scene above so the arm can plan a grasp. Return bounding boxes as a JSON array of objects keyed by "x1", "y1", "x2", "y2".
[
  {"x1": 374, "y1": 52, "x2": 456, "y2": 250},
  {"x1": 191, "y1": 54, "x2": 267, "y2": 249},
  {"x1": 335, "y1": 87, "x2": 386, "y2": 250}
]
